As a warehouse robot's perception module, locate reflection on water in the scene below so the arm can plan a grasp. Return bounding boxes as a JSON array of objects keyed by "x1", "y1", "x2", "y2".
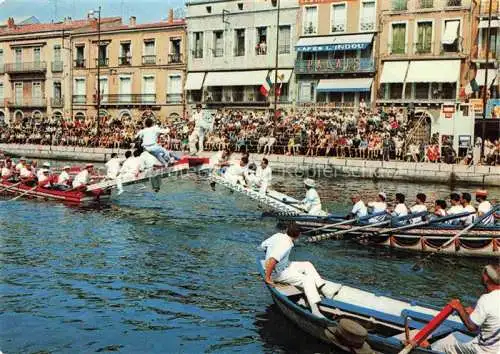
[{"x1": 0, "y1": 176, "x2": 493, "y2": 353}]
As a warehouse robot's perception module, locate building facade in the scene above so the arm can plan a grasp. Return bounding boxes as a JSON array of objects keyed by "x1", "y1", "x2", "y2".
[
  {"x1": 185, "y1": 0, "x2": 299, "y2": 111},
  {"x1": 0, "y1": 16, "x2": 121, "y2": 125},
  {"x1": 70, "y1": 12, "x2": 186, "y2": 123},
  {"x1": 295, "y1": 0, "x2": 378, "y2": 107}
]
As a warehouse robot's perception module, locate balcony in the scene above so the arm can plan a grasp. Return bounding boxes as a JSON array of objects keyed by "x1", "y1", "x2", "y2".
[
  {"x1": 72, "y1": 95, "x2": 86, "y2": 104},
  {"x1": 295, "y1": 58, "x2": 375, "y2": 74},
  {"x1": 51, "y1": 97, "x2": 64, "y2": 108},
  {"x1": 445, "y1": 0, "x2": 462, "y2": 7},
  {"x1": 213, "y1": 48, "x2": 224, "y2": 57},
  {"x1": 51, "y1": 61, "x2": 63, "y2": 72},
  {"x1": 360, "y1": 18, "x2": 375, "y2": 31},
  {"x1": 256, "y1": 44, "x2": 268, "y2": 56},
  {"x1": 74, "y1": 59, "x2": 85, "y2": 68},
  {"x1": 419, "y1": 0, "x2": 434, "y2": 8},
  {"x1": 192, "y1": 49, "x2": 203, "y2": 59},
  {"x1": 142, "y1": 55, "x2": 156, "y2": 65},
  {"x1": 99, "y1": 94, "x2": 157, "y2": 105},
  {"x1": 95, "y1": 58, "x2": 109, "y2": 67},
  {"x1": 5, "y1": 61, "x2": 47, "y2": 74},
  {"x1": 391, "y1": 0, "x2": 408, "y2": 11},
  {"x1": 278, "y1": 44, "x2": 290, "y2": 54},
  {"x1": 168, "y1": 53, "x2": 183, "y2": 64},
  {"x1": 8, "y1": 97, "x2": 47, "y2": 108},
  {"x1": 119, "y1": 56, "x2": 132, "y2": 66},
  {"x1": 166, "y1": 93, "x2": 183, "y2": 103}
]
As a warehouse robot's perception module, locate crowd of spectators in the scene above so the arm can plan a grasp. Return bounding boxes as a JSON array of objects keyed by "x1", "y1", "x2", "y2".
[{"x1": 0, "y1": 106, "x2": 498, "y2": 165}]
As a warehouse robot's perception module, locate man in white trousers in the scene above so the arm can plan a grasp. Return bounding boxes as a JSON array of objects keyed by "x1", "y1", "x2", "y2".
[
  {"x1": 260, "y1": 222, "x2": 336, "y2": 319},
  {"x1": 255, "y1": 158, "x2": 272, "y2": 194}
]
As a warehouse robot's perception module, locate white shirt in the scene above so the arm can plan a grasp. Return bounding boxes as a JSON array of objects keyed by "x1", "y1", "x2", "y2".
[
  {"x1": 38, "y1": 173, "x2": 51, "y2": 188},
  {"x1": 105, "y1": 158, "x2": 122, "y2": 179},
  {"x1": 256, "y1": 166, "x2": 272, "y2": 185},
  {"x1": 140, "y1": 151, "x2": 160, "y2": 171},
  {"x1": 410, "y1": 204, "x2": 428, "y2": 223},
  {"x1": 393, "y1": 203, "x2": 408, "y2": 217},
  {"x1": 260, "y1": 233, "x2": 293, "y2": 275},
  {"x1": 368, "y1": 201, "x2": 387, "y2": 222},
  {"x1": 447, "y1": 204, "x2": 465, "y2": 224},
  {"x1": 136, "y1": 126, "x2": 169, "y2": 147},
  {"x1": 463, "y1": 204, "x2": 476, "y2": 225},
  {"x1": 302, "y1": 188, "x2": 322, "y2": 215},
  {"x1": 57, "y1": 171, "x2": 70, "y2": 185},
  {"x1": 225, "y1": 164, "x2": 246, "y2": 185},
  {"x1": 478, "y1": 201, "x2": 494, "y2": 225},
  {"x1": 72, "y1": 169, "x2": 89, "y2": 188},
  {"x1": 19, "y1": 166, "x2": 33, "y2": 178},
  {"x1": 15, "y1": 162, "x2": 25, "y2": 171},
  {"x1": 470, "y1": 290, "x2": 500, "y2": 353},
  {"x1": 119, "y1": 157, "x2": 142, "y2": 178},
  {"x1": 1, "y1": 166, "x2": 12, "y2": 178},
  {"x1": 36, "y1": 169, "x2": 48, "y2": 181},
  {"x1": 351, "y1": 200, "x2": 368, "y2": 218}
]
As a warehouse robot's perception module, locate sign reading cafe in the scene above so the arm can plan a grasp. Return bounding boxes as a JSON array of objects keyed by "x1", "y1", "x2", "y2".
[{"x1": 296, "y1": 42, "x2": 369, "y2": 52}]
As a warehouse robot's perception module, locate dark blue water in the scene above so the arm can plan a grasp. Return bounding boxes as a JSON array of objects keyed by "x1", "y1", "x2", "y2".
[{"x1": 0, "y1": 175, "x2": 493, "y2": 353}]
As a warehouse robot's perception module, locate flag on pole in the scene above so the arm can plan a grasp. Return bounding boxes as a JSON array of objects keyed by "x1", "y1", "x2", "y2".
[
  {"x1": 260, "y1": 75, "x2": 272, "y2": 97},
  {"x1": 275, "y1": 73, "x2": 285, "y2": 97}
]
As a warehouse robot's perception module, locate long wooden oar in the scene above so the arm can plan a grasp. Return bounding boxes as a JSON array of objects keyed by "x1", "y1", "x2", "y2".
[
  {"x1": 0, "y1": 181, "x2": 22, "y2": 193},
  {"x1": 412, "y1": 205, "x2": 499, "y2": 271},
  {"x1": 302, "y1": 211, "x2": 389, "y2": 235},
  {"x1": 398, "y1": 303, "x2": 455, "y2": 354},
  {"x1": 6, "y1": 185, "x2": 38, "y2": 202},
  {"x1": 306, "y1": 219, "x2": 391, "y2": 243}
]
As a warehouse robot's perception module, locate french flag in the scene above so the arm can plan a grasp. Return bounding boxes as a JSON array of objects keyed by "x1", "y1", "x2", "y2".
[{"x1": 260, "y1": 76, "x2": 273, "y2": 97}]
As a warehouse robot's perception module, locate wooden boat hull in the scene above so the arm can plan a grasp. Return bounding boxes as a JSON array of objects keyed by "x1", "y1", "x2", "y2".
[{"x1": 258, "y1": 260, "x2": 472, "y2": 354}]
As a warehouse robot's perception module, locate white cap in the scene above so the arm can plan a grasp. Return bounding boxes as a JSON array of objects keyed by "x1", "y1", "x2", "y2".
[
  {"x1": 304, "y1": 178, "x2": 316, "y2": 188},
  {"x1": 42, "y1": 162, "x2": 51, "y2": 168},
  {"x1": 63, "y1": 165, "x2": 71, "y2": 170},
  {"x1": 378, "y1": 192, "x2": 387, "y2": 200}
]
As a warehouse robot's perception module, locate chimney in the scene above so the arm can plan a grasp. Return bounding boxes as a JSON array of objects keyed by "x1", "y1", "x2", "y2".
[
  {"x1": 7, "y1": 17, "x2": 15, "y2": 29},
  {"x1": 129, "y1": 16, "x2": 136, "y2": 26},
  {"x1": 168, "y1": 9, "x2": 174, "y2": 23}
]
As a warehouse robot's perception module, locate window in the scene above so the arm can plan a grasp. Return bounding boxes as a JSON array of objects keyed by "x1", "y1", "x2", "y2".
[
  {"x1": 392, "y1": 0, "x2": 408, "y2": 10},
  {"x1": 120, "y1": 42, "x2": 131, "y2": 65},
  {"x1": 53, "y1": 45, "x2": 61, "y2": 62},
  {"x1": 32, "y1": 82, "x2": 42, "y2": 105},
  {"x1": 415, "y1": 83, "x2": 430, "y2": 99},
  {"x1": 15, "y1": 48, "x2": 22, "y2": 63},
  {"x1": 213, "y1": 31, "x2": 224, "y2": 57},
  {"x1": 193, "y1": 32, "x2": 204, "y2": 59},
  {"x1": 234, "y1": 29, "x2": 245, "y2": 56},
  {"x1": 119, "y1": 76, "x2": 132, "y2": 102},
  {"x1": 206, "y1": 6, "x2": 212, "y2": 13},
  {"x1": 360, "y1": 1, "x2": 375, "y2": 31},
  {"x1": 14, "y1": 82, "x2": 23, "y2": 104},
  {"x1": 303, "y1": 6, "x2": 318, "y2": 35},
  {"x1": 53, "y1": 82, "x2": 62, "y2": 100},
  {"x1": 74, "y1": 78, "x2": 85, "y2": 103},
  {"x1": 416, "y1": 21, "x2": 433, "y2": 54},
  {"x1": 391, "y1": 23, "x2": 407, "y2": 54},
  {"x1": 237, "y1": 3, "x2": 243, "y2": 10},
  {"x1": 0, "y1": 49, "x2": 3, "y2": 73},
  {"x1": 279, "y1": 25, "x2": 291, "y2": 54},
  {"x1": 142, "y1": 76, "x2": 155, "y2": 103},
  {"x1": 442, "y1": 20, "x2": 460, "y2": 52},
  {"x1": 75, "y1": 45, "x2": 85, "y2": 67},
  {"x1": 0, "y1": 82, "x2": 3, "y2": 100},
  {"x1": 331, "y1": 4, "x2": 346, "y2": 33},
  {"x1": 143, "y1": 40, "x2": 156, "y2": 64},
  {"x1": 97, "y1": 44, "x2": 108, "y2": 66},
  {"x1": 169, "y1": 38, "x2": 182, "y2": 63},
  {"x1": 256, "y1": 27, "x2": 267, "y2": 55},
  {"x1": 98, "y1": 77, "x2": 108, "y2": 102},
  {"x1": 33, "y1": 47, "x2": 41, "y2": 63},
  {"x1": 167, "y1": 75, "x2": 182, "y2": 103}
]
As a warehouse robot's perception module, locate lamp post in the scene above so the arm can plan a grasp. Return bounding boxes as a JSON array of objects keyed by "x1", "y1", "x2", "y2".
[
  {"x1": 272, "y1": 0, "x2": 281, "y2": 119},
  {"x1": 89, "y1": 6, "x2": 102, "y2": 137},
  {"x1": 481, "y1": 0, "x2": 493, "y2": 157}
]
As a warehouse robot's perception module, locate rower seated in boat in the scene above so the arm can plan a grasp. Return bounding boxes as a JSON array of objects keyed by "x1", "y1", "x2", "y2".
[
  {"x1": 15, "y1": 157, "x2": 26, "y2": 173},
  {"x1": 433, "y1": 200, "x2": 447, "y2": 218},
  {"x1": 431, "y1": 264, "x2": 500, "y2": 354},
  {"x1": 224, "y1": 156, "x2": 248, "y2": 186},
  {"x1": 367, "y1": 192, "x2": 387, "y2": 222},
  {"x1": 19, "y1": 160, "x2": 37, "y2": 186},
  {"x1": 116, "y1": 150, "x2": 143, "y2": 195},
  {"x1": 260, "y1": 222, "x2": 336, "y2": 319},
  {"x1": 410, "y1": 193, "x2": 428, "y2": 223},
  {"x1": 348, "y1": 194, "x2": 368, "y2": 219},
  {"x1": 1, "y1": 158, "x2": 14, "y2": 181},
  {"x1": 53, "y1": 165, "x2": 72, "y2": 191},
  {"x1": 299, "y1": 178, "x2": 325, "y2": 216},
  {"x1": 105, "y1": 153, "x2": 123, "y2": 180},
  {"x1": 72, "y1": 163, "x2": 94, "y2": 190},
  {"x1": 447, "y1": 193, "x2": 465, "y2": 225},
  {"x1": 391, "y1": 193, "x2": 408, "y2": 219},
  {"x1": 254, "y1": 158, "x2": 272, "y2": 194},
  {"x1": 476, "y1": 190, "x2": 495, "y2": 225},
  {"x1": 37, "y1": 162, "x2": 53, "y2": 189},
  {"x1": 461, "y1": 192, "x2": 476, "y2": 225}
]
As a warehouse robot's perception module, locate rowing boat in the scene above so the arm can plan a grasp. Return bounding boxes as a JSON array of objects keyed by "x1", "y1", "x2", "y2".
[{"x1": 258, "y1": 260, "x2": 476, "y2": 353}]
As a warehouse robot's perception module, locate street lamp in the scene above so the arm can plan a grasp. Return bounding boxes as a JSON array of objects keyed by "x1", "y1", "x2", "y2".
[
  {"x1": 271, "y1": 0, "x2": 280, "y2": 119},
  {"x1": 88, "y1": 6, "x2": 102, "y2": 138}
]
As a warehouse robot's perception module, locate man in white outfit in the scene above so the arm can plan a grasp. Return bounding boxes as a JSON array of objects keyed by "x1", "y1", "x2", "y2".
[
  {"x1": 116, "y1": 150, "x2": 142, "y2": 195},
  {"x1": 135, "y1": 118, "x2": 175, "y2": 165},
  {"x1": 410, "y1": 193, "x2": 428, "y2": 224},
  {"x1": 348, "y1": 194, "x2": 368, "y2": 219},
  {"x1": 190, "y1": 104, "x2": 210, "y2": 154},
  {"x1": 461, "y1": 192, "x2": 476, "y2": 225},
  {"x1": 105, "y1": 153, "x2": 122, "y2": 180},
  {"x1": 72, "y1": 164, "x2": 94, "y2": 189},
  {"x1": 476, "y1": 190, "x2": 494, "y2": 225},
  {"x1": 261, "y1": 222, "x2": 335, "y2": 319},
  {"x1": 368, "y1": 192, "x2": 388, "y2": 223},
  {"x1": 300, "y1": 178, "x2": 323, "y2": 216},
  {"x1": 255, "y1": 158, "x2": 272, "y2": 194}
]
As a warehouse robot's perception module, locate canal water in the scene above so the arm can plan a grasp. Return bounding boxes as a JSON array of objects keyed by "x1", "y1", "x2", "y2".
[{"x1": 0, "y1": 174, "x2": 496, "y2": 353}]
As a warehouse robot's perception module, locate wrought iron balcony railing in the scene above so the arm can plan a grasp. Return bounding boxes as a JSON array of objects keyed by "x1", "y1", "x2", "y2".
[
  {"x1": 5, "y1": 61, "x2": 47, "y2": 73},
  {"x1": 142, "y1": 55, "x2": 156, "y2": 65},
  {"x1": 51, "y1": 97, "x2": 64, "y2": 107},
  {"x1": 295, "y1": 58, "x2": 375, "y2": 74},
  {"x1": 213, "y1": 48, "x2": 224, "y2": 57},
  {"x1": 168, "y1": 53, "x2": 183, "y2": 64},
  {"x1": 72, "y1": 95, "x2": 86, "y2": 104},
  {"x1": 51, "y1": 61, "x2": 63, "y2": 72},
  {"x1": 74, "y1": 59, "x2": 85, "y2": 68},
  {"x1": 95, "y1": 58, "x2": 109, "y2": 67},
  {"x1": 166, "y1": 93, "x2": 183, "y2": 103},
  {"x1": 99, "y1": 94, "x2": 157, "y2": 105},
  {"x1": 119, "y1": 56, "x2": 132, "y2": 65},
  {"x1": 445, "y1": 0, "x2": 462, "y2": 6},
  {"x1": 8, "y1": 97, "x2": 47, "y2": 107},
  {"x1": 419, "y1": 0, "x2": 434, "y2": 9}
]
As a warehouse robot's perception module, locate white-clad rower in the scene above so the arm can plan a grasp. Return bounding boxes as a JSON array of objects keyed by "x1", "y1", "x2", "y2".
[
  {"x1": 224, "y1": 156, "x2": 249, "y2": 186},
  {"x1": 368, "y1": 192, "x2": 388, "y2": 222},
  {"x1": 135, "y1": 118, "x2": 174, "y2": 165},
  {"x1": 348, "y1": 194, "x2": 368, "y2": 219},
  {"x1": 392, "y1": 193, "x2": 408, "y2": 218},
  {"x1": 410, "y1": 193, "x2": 428, "y2": 223},
  {"x1": 36, "y1": 162, "x2": 51, "y2": 181},
  {"x1": 116, "y1": 150, "x2": 142, "y2": 195},
  {"x1": 300, "y1": 178, "x2": 323, "y2": 216},
  {"x1": 461, "y1": 192, "x2": 476, "y2": 225},
  {"x1": 19, "y1": 160, "x2": 35, "y2": 179},
  {"x1": 38, "y1": 169, "x2": 52, "y2": 188},
  {"x1": 15, "y1": 157, "x2": 26, "y2": 172},
  {"x1": 105, "y1": 153, "x2": 122, "y2": 180},
  {"x1": 260, "y1": 223, "x2": 337, "y2": 319},
  {"x1": 1, "y1": 159, "x2": 13, "y2": 179},
  {"x1": 447, "y1": 192, "x2": 465, "y2": 224},
  {"x1": 57, "y1": 165, "x2": 72, "y2": 186},
  {"x1": 476, "y1": 190, "x2": 494, "y2": 225},
  {"x1": 72, "y1": 163, "x2": 94, "y2": 189},
  {"x1": 255, "y1": 158, "x2": 272, "y2": 194}
]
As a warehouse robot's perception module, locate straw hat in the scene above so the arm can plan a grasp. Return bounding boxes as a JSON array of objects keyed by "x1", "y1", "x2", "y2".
[
  {"x1": 476, "y1": 189, "x2": 488, "y2": 197},
  {"x1": 378, "y1": 192, "x2": 387, "y2": 201},
  {"x1": 484, "y1": 265, "x2": 500, "y2": 285},
  {"x1": 63, "y1": 165, "x2": 71, "y2": 170},
  {"x1": 324, "y1": 319, "x2": 374, "y2": 354},
  {"x1": 42, "y1": 162, "x2": 51, "y2": 168},
  {"x1": 304, "y1": 178, "x2": 316, "y2": 188}
]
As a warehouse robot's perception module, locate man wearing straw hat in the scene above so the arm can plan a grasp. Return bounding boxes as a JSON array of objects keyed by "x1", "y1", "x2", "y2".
[{"x1": 476, "y1": 190, "x2": 494, "y2": 225}]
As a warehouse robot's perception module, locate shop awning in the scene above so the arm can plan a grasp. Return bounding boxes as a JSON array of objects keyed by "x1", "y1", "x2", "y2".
[
  {"x1": 269, "y1": 69, "x2": 293, "y2": 83},
  {"x1": 479, "y1": 19, "x2": 500, "y2": 28},
  {"x1": 475, "y1": 69, "x2": 499, "y2": 86},
  {"x1": 316, "y1": 78, "x2": 373, "y2": 93},
  {"x1": 203, "y1": 70, "x2": 269, "y2": 86},
  {"x1": 380, "y1": 61, "x2": 409, "y2": 83},
  {"x1": 406, "y1": 60, "x2": 461, "y2": 83},
  {"x1": 296, "y1": 33, "x2": 374, "y2": 52},
  {"x1": 185, "y1": 72, "x2": 205, "y2": 90},
  {"x1": 442, "y1": 20, "x2": 460, "y2": 45}
]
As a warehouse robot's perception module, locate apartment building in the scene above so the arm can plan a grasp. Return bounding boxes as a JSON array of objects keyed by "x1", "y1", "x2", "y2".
[
  {"x1": 70, "y1": 11, "x2": 186, "y2": 123},
  {"x1": 296, "y1": 0, "x2": 378, "y2": 106},
  {"x1": 377, "y1": 0, "x2": 473, "y2": 111},
  {"x1": 185, "y1": 0, "x2": 299, "y2": 110},
  {"x1": 0, "y1": 16, "x2": 121, "y2": 125}
]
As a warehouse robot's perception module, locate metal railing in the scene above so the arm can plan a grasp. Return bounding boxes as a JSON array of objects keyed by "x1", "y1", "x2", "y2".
[
  {"x1": 295, "y1": 58, "x2": 375, "y2": 74},
  {"x1": 119, "y1": 56, "x2": 132, "y2": 65},
  {"x1": 51, "y1": 61, "x2": 63, "y2": 72},
  {"x1": 51, "y1": 97, "x2": 64, "y2": 107},
  {"x1": 72, "y1": 95, "x2": 86, "y2": 104},
  {"x1": 331, "y1": 23, "x2": 346, "y2": 33},
  {"x1": 168, "y1": 53, "x2": 183, "y2": 64},
  {"x1": 74, "y1": 59, "x2": 85, "y2": 68},
  {"x1": 392, "y1": 0, "x2": 408, "y2": 10},
  {"x1": 278, "y1": 44, "x2": 290, "y2": 54},
  {"x1": 5, "y1": 61, "x2": 47, "y2": 73},
  {"x1": 419, "y1": 0, "x2": 434, "y2": 8},
  {"x1": 96, "y1": 58, "x2": 109, "y2": 67},
  {"x1": 8, "y1": 97, "x2": 47, "y2": 107},
  {"x1": 142, "y1": 55, "x2": 156, "y2": 65},
  {"x1": 303, "y1": 24, "x2": 317, "y2": 35},
  {"x1": 166, "y1": 93, "x2": 183, "y2": 103},
  {"x1": 98, "y1": 94, "x2": 157, "y2": 105},
  {"x1": 360, "y1": 19, "x2": 375, "y2": 31},
  {"x1": 445, "y1": 0, "x2": 462, "y2": 6},
  {"x1": 256, "y1": 45, "x2": 267, "y2": 55},
  {"x1": 213, "y1": 48, "x2": 224, "y2": 57},
  {"x1": 192, "y1": 49, "x2": 203, "y2": 59}
]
